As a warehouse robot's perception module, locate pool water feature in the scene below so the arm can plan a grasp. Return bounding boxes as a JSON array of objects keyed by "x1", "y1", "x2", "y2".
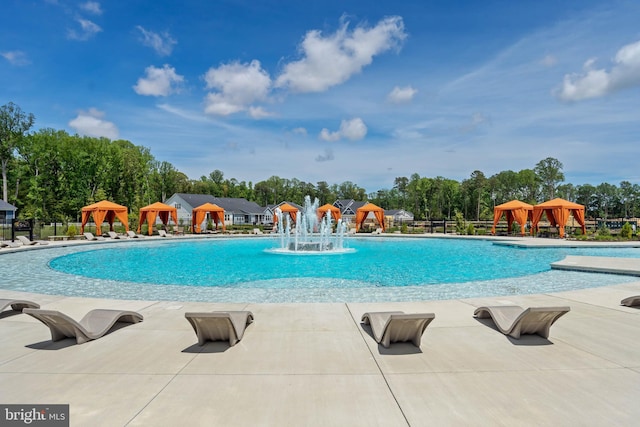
[
  {"x1": 1, "y1": 238, "x2": 639, "y2": 302},
  {"x1": 271, "y1": 195, "x2": 351, "y2": 254}
]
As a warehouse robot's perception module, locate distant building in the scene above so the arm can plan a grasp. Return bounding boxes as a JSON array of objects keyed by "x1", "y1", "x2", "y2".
[
  {"x1": 333, "y1": 199, "x2": 368, "y2": 222},
  {"x1": 332, "y1": 200, "x2": 414, "y2": 229},
  {"x1": 0, "y1": 200, "x2": 17, "y2": 224},
  {"x1": 385, "y1": 209, "x2": 414, "y2": 223},
  {"x1": 164, "y1": 193, "x2": 267, "y2": 226}
]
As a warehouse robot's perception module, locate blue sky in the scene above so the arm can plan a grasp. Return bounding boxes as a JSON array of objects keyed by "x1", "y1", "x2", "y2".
[{"x1": 2, "y1": 0, "x2": 639, "y2": 193}]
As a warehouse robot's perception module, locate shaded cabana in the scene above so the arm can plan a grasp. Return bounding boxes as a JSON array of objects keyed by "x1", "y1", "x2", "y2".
[
  {"x1": 274, "y1": 203, "x2": 299, "y2": 223},
  {"x1": 137, "y1": 202, "x2": 178, "y2": 236},
  {"x1": 532, "y1": 198, "x2": 586, "y2": 238},
  {"x1": 491, "y1": 200, "x2": 534, "y2": 236},
  {"x1": 192, "y1": 203, "x2": 226, "y2": 233},
  {"x1": 316, "y1": 203, "x2": 341, "y2": 222},
  {"x1": 355, "y1": 202, "x2": 385, "y2": 232},
  {"x1": 81, "y1": 200, "x2": 129, "y2": 234}
]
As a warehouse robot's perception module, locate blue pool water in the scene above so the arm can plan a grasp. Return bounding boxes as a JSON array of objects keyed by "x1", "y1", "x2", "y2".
[
  {"x1": 1, "y1": 237, "x2": 639, "y2": 302},
  {"x1": 48, "y1": 238, "x2": 640, "y2": 288}
]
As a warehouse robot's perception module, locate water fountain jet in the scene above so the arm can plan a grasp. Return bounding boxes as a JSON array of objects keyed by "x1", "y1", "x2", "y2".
[{"x1": 267, "y1": 196, "x2": 354, "y2": 255}]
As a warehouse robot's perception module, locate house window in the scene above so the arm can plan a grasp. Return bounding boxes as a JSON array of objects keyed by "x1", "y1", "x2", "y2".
[{"x1": 174, "y1": 203, "x2": 181, "y2": 210}]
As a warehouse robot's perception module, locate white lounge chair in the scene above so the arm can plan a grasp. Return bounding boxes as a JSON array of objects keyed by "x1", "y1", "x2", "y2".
[
  {"x1": 83, "y1": 232, "x2": 105, "y2": 241},
  {"x1": 17, "y1": 235, "x2": 48, "y2": 246},
  {"x1": 0, "y1": 299, "x2": 40, "y2": 313},
  {"x1": 23, "y1": 308, "x2": 143, "y2": 344},
  {"x1": 126, "y1": 230, "x2": 143, "y2": 238},
  {"x1": 158, "y1": 230, "x2": 170, "y2": 237},
  {"x1": 473, "y1": 305, "x2": 570, "y2": 339},
  {"x1": 107, "y1": 231, "x2": 123, "y2": 239},
  {"x1": 361, "y1": 311, "x2": 435, "y2": 348},
  {"x1": 621, "y1": 295, "x2": 640, "y2": 307},
  {"x1": 185, "y1": 311, "x2": 254, "y2": 346},
  {"x1": 0, "y1": 241, "x2": 20, "y2": 248}
]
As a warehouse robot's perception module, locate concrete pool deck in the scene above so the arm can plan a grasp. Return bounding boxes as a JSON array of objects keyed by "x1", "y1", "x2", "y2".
[{"x1": 1, "y1": 236, "x2": 640, "y2": 426}]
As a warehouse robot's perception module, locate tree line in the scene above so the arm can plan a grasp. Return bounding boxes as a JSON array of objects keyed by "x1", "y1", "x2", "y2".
[{"x1": 2, "y1": 102, "x2": 639, "y2": 222}]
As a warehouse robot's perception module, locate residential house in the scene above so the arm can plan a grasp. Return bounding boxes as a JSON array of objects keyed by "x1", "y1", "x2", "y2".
[
  {"x1": 333, "y1": 200, "x2": 414, "y2": 229},
  {"x1": 0, "y1": 200, "x2": 17, "y2": 225},
  {"x1": 333, "y1": 199, "x2": 368, "y2": 227},
  {"x1": 385, "y1": 209, "x2": 414, "y2": 225},
  {"x1": 164, "y1": 193, "x2": 267, "y2": 228}
]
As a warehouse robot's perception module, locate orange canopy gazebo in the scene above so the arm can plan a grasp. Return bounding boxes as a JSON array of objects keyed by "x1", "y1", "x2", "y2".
[
  {"x1": 81, "y1": 200, "x2": 129, "y2": 234},
  {"x1": 137, "y1": 202, "x2": 178, "y2": 236},
  {"x1": 355, "y1": 202, "x2": 385, "y2": 232},
  {"x1": 275, "y1": 203, "x2": 299, "y2": 223},
  {"x1": 491, "y1": 200, "x2": 534, "y2": 236},
  {"x1": 192, "y1": 203, "x2": 225, "y2": 233},
  {"x1": 532, "y1": 198, "x2": 586, "y2": 238},
  {"x1": 317, "y1": 203, "x2": 341, "y2": 222}
]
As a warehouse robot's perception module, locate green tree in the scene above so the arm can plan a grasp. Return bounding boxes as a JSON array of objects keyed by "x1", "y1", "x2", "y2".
[
  {"x1": 575, "y1": 184, "x2": 597, "y2": 217},
  {"x1": 462, "y1": 170, "x2": 487, "y2": 220},
  {"x1": 0, "y1": 102, "x2": 35, "y2": 202},
  {"x1": 534, "y1": 157, "x2": 564, "y2": 200},
  {"x1": 594, "y1": 182, "x2": 619, "y2": 219},
  {"x1": 516, "y1": 169, "x2": 539, "y2": 203}
]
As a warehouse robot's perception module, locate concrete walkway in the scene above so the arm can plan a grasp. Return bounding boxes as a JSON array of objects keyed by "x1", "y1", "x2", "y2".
[
  {"x1": 1, "y1": 237, "x2": 640, "y2": 425},
  {"x1": 1, "y1": 281, "x2": 640, "y2": 426}
]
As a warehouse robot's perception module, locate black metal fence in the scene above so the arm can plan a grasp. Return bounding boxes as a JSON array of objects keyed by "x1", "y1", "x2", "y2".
[{"x1": 0, "y1": 218, "x2": 108, "y2": 242}]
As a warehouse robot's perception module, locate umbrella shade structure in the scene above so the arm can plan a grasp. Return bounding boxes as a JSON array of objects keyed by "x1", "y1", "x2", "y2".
[
  {"x1": 491, "y1": 200, "x2": 534, "y2": 236},
  {"x1": 274, "y1": 203, "x2": 299, "y2": 223},
  {"x1": 532, "y1": 198, "x2": 586, "y2": 238},
  {"x1": 355, "y1": 202, "x2": 385, "y2": 232},
  {"x1": 192, "y1": 203, "x2": 225, "y2": 233},
  {"x1": 316, "y1": 203, "x2": 341, "y2": 222},
  {"x1": 81, "y1": 200, "x2": 129, "y2": 235},
  {"x1": 137, "y1": 202, "x2": 178, "y2": 235}
]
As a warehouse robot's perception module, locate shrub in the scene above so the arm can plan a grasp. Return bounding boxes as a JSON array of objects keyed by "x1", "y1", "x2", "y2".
[
  {"x1": 401, "y1": 224, "x2": 408, "y2": 233},
  {"x1": 66, "y1": 224, "x2": 77, "y2": 238},
  {"x1": 454, "y1": 211, "x2": 465, "y2": 234},
  {"x1": 466, "y1": 223, "x2": 476, "y2": 235},
  {"x1": 620, "y1": 222, "x2": 633, "y2": 239}
]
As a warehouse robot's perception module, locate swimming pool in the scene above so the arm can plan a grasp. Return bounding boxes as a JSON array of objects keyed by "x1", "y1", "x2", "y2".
[{"x1": 1, "y1": 237, "x2": 639, "y2": 302}]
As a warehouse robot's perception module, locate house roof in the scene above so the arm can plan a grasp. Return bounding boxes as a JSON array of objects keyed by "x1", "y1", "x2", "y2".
[
  {"x1": 385, "y1": 209, "x2": 414, "y2": 217},
  {"x1": 213, "y1": 197, "x2": 264, "y2": 215},
  {"x1": 171, "y1": 193, "x2": 217, "y2": 210},
  {"x1": 334, "y1": 199, "x2": 368, "y2": 215},
  {"x1": 169, "y1": 194, "x2": 264, "y2": 215},
  {"x1": 0, "y1": 200, "x2": 17, "y2": 211}
]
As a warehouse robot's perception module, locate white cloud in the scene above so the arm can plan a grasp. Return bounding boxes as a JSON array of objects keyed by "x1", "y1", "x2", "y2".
[
  {"x1": 1, "y1": 51, "x2": 30, "y2": 66},
  {"x1": 275, "y1": 16, "x2": 406, "y2": 93},
  {"x1": 319, "y1": 118, "x2": 367, "y2": 141},
  {"x1": 203, "y1": 60, "x2": 271, "y2": 116},
  {"x1": 292, "y1": 127, "x2": 307, "y2": 135},
  {"x1": 387, "y1": 85, "x2": 417, "y2": 104},
  {"x1": 555, "y1": 39, "x2": 640, "y2": 101},
  {"x1": 248, "y1": 106, "x2": 273, "y2": 119},
  {"x1": 136, "y1": 26, "x2": 177, "y2": 56},
  {"x1": 67, "y1": 18, "x2": 102, "y2": 41},
  {"x1": 315, "y1": 148, "x2": 335, "y2": 162},
  {"x1": 68, "y1": 108, "x2": 119, "y2": 139},
  {"x1": 540, "y1": 54, "x2": 557, "y2": 67},
  {"x1": 80, "y1": 1, "x2": 102, "y2": 15},
  {"x1": 133, "y1": 64, "x2": 184, "y2": 96},
  {"x1": 459, "y1": 112, "x2": 491, "y2": 133}
]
